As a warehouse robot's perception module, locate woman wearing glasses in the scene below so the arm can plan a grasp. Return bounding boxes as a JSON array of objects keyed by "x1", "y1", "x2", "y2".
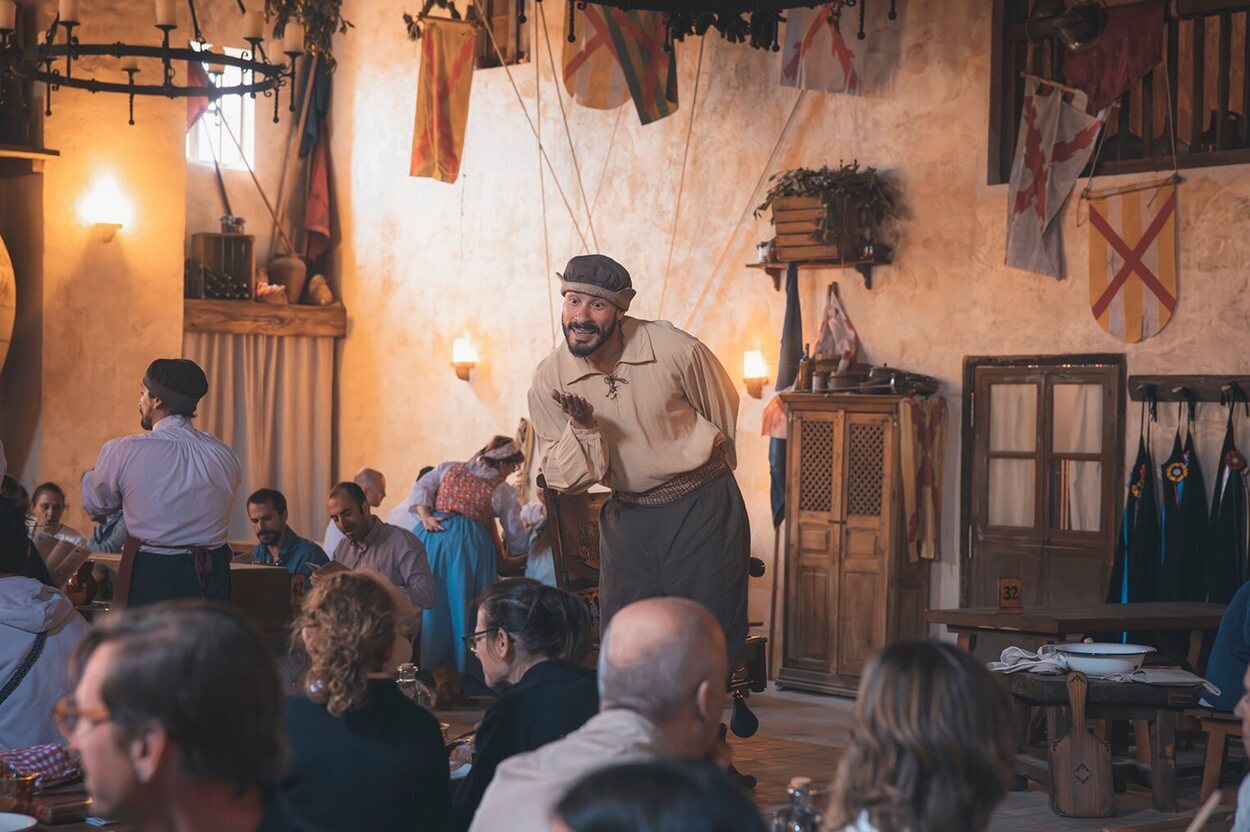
[
  {"x1": 453, "y1": 578, "x2": 598, "y2": 832},
  {"x1": 280, "y1": 570, "x2": 450, "y2": 831}
]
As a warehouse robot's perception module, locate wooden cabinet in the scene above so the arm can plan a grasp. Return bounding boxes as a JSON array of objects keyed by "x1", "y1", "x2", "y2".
[{"x1": 777, "y1": 394, "x2": 930, "y2": 696}]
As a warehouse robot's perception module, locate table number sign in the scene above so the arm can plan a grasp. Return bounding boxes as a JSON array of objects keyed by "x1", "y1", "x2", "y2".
[{"x1": 998, "y1": 577, "x2": 1023, "y2": 613}]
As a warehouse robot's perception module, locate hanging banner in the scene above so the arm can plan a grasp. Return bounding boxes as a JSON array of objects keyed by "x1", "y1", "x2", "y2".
[
  {"x1": 1087, "y1": 180, "x2": 1177, "y2": 343},
  {"x1": 898, "y1": 395, "x2": 946, "y2": 562},
  {"x1": 410, "y1": 18, "x2": 478, "y2": 183},
  {"x1": 564, "y1": 4, "x2": 676, "y2": 125},
  {"x1": 1063, "y1": 0, "x2": 1165, "y2": 111},
  {"x1": 1005, "y1": 78, "x2": 1106, "y2": 279},
  {"x1": 563, "y1": 4, "x2": 631, "y2": 111},
  {"x1": 780, "y1": 4, "x2": 860, "y2": 94}
]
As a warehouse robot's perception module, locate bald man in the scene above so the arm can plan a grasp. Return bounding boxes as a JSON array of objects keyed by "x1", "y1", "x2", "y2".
[
  {"x1": 468, "y1": 598, "x2": 728, "y2": 832},
  {"x1": 323, "y1": 467, "x2": 386, "y2": 557}
]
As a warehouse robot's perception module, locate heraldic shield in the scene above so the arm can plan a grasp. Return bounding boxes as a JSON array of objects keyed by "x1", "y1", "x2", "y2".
[{"x1": 1087, "y1": 181, "x2": 1178, "y2": 343}]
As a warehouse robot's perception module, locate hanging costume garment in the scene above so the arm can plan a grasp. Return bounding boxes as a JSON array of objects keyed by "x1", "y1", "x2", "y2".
[
  {"x1": 1205, "y1": 408, "x2": 1249, "y2": 603},
  {"x1": 1107, "y1": 412, "x2": 1160, "y2": 604},
  {"x1": 1160, "y1": 407, "x2": 1208, "y2": 602}
]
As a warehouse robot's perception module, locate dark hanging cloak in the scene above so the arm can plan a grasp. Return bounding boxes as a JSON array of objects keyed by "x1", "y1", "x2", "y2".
[
  {"x1": 1205, "y1": 406, "x2": 1249, "y2": 603},
  {"x1": 1107, "y1": 409, "x2": 1160, "y2": 604},
  {"x1": 1159, "y1": 405, "x2": 1208, "y2": 602}
]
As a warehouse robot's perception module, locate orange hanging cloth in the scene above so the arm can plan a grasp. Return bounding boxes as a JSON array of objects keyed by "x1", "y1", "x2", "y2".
[{"x1": 410, "y1": 18, "x2": 479, "y2": 183}]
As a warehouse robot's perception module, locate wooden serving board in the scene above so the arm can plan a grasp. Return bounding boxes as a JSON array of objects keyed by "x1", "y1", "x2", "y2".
[{"x1": 1049, "y1": 671, "x2": 1114, "y2": 817}]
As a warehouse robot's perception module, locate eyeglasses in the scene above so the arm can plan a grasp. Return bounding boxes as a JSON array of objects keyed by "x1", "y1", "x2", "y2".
[
  {"x1": 54, "y1": 696, "x2": 111, "y2": 739},
  {"x1": 461, "y1": 627, "x2": 507, "y2": 655}
]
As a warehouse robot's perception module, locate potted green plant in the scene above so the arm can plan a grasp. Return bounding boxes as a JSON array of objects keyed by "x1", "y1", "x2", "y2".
[{"x1": 755, "y1": 162, "x2": 899, "y2": 262}]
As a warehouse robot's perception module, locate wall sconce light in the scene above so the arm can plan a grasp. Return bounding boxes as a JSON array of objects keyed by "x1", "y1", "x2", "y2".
[
  {"x1": 451, "y1": 333, "x2": 479, "y2": 381},
  {"x1": 743, "y1": 350, "x2": 770, "y2": 399},
  {"x1": 78, "y1": 175, "x2": 132, "y2": 243}
]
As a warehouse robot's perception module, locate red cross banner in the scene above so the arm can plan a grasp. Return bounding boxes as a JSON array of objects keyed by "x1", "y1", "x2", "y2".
[
  {"x1": 780, "y1": 4, "x2": 860, "y2": 94},
  {"x1": 1087, "y1": 181, "x2": 1178, "y2": 343},
  {"x1": 898, "y1": 396, "x2": 946, "y2": 562},
  {"x1": 410, "y1": 18, "x2": 478, "y2": 183},
  {"x1": 1005, "y1": 78, "x2": 1107, "y2": 279},
  {"x1": 563, "y1": 3, "x2": 631, "y2": 111}
]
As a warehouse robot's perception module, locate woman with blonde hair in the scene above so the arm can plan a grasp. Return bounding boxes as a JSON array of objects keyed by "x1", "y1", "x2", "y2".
[
  {"x1": 279, "y1": 570, "x2": 450, "y2": 831},
  {"x1": 825, "y1": 640, "x2": 1016, "y2": 832},
  {"x1": 409, "y1": 434, "x2": 529, "y2": 702}
]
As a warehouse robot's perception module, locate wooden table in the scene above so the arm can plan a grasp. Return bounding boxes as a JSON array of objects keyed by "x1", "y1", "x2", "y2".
[
  {"x1": 1005, "y1": 672, "x2": 1204, "y2": 814},
  {"x1": 926, "y1": 603, "x2": 1227, "y2": 669}
]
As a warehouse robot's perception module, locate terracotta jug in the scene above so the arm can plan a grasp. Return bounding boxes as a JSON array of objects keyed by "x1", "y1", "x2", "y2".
[{"x1": 268, "y1": 255, "x2": 308, "y2": 304}]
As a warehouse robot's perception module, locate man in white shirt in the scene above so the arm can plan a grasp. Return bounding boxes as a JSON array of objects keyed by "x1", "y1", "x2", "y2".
[
  {"x1": 468, "y1": 597, "x2": 728, "y2": 832},
  {"x1": 28, "y1": 482, "x2": 89, "y2": 548},
  {"x1": 323, "y1": 467, "x2": 385, "y2": 556},
  {"x1": 82, "y1": 358, "x2": 241, "y2": 607}
]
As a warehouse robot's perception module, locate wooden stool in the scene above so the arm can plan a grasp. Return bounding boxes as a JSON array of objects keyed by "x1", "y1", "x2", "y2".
[{"x1": 1198, "y1": 710, "x2": 1242, "y2": 802}]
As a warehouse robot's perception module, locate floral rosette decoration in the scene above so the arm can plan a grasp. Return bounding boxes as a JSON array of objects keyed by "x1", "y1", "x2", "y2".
[
  {"x1": 1165, "y1": 460, "x2": 1189, "y2": 483},
  {"x1": 1226, "y1": 449, "x2": 1247, "y2": 472}
]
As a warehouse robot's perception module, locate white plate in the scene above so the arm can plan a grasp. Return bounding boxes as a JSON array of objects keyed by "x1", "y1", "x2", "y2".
[
  {"x1": 0, "y1": 813, "x2": 37, "y2": 832},
  {"x1": 450, "y1": 762, "x2": 472, "y2": 781},
  {"x1": 1056, "y1": 642, "x2": 1155, "y2": 676}
]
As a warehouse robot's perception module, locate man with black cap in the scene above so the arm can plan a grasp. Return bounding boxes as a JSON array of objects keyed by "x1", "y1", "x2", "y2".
[
  {"x1": 82, "y1": 358, "x2": 242, "y2": 607},
  {"x1": 527, "y1": 254, "x2": 749, "y2": 662}
]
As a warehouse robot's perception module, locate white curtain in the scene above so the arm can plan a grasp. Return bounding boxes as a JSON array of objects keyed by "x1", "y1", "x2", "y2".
[{"x1": 183, "y1": 332, "x2": 334, "y2": 544}]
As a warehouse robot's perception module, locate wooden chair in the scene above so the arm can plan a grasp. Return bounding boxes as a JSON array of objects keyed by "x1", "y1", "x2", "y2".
[{"x1": 1196, "y1": 709, "x2": 1243, "y2": 802}]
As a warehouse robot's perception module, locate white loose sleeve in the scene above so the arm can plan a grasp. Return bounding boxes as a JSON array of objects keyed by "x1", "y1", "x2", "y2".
[
  {"x1": 410, "y1": 462, "x2": 455, "y2": 509},
  {"x1": 492, "y1": 482, "x2": 529, "y2": 555},
  {"x1": 81, "y1": 439, "x2": 126, "y2": 519}
]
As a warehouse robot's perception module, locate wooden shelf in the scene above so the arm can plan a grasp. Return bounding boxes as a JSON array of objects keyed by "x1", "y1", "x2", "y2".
[
  {"x1": 0, "y1": 144, "x2": 59, "y2": 174},
  {"x1": 184, "y1": 299, "x2": 346, "y2": 338},
  {"x1": 746, "y1": 254, "x2": 892, "y2": 290}
]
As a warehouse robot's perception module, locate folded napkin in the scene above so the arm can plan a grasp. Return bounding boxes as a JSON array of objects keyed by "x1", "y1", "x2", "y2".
[
  {"x1": 0, "y1": 743, "x2": 81, "y2": 790},
  {"x1": 987, "y1": 644, "x2": 1068, "y2": 675},
  {"x1": 1101, "y1": 667, "x2": 1220, "y2": 697}
]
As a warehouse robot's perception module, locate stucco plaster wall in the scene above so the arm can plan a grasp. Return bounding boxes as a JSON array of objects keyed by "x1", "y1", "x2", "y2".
[
  {"x1": 29, "y1": 0, "x2": 185, "y2": 531},
  {"x1": 328, "y1": 0, "x2": 1250, "y2": 632}
]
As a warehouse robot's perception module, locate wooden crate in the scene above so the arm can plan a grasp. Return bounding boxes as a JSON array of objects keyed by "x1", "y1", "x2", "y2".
[
  {"x1": 770, "y1": 195, "x2": 863, "y2": 262},
  {"x1": 190, "y1": 232, "x2": 254, "y2": 300}
]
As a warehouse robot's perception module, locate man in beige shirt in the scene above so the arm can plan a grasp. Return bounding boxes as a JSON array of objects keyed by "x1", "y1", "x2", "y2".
[
  {"x1": 528, "y1": 254, "x2": 749, "y2": 659},
  {"x1": 326, "y1": 481, "x2": 436, "y2": 610},
  {"x1": 467, "y1": 597, "x2": 728, "y2": 832}
]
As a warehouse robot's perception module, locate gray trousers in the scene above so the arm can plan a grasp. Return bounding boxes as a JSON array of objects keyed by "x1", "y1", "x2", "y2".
[{"x1": 598, "y1": 473, "x2": 750, "y2": 663}]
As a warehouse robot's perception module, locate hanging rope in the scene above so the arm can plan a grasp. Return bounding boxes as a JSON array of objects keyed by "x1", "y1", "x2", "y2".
[
  {"x1": 480, "y1": 18, "x2": 591, "y2": 252},
  {"x1": 657, "y1": 36, "x2": 705, "y2": 320},
  {"x1": 538, "y1": 0, "x2": 600, "y2": 252},
  {"x1": 682, "y1": 89, "x2": 807, "y2": 331},
  {"x1": 215, "y1": 101, "x2": 297, "y2": 254},
  {"x1": 536, "y1": 22, "x2": 556, "y2": 344},
  {"x1": 583, "y1": 106, "x2": 624, "y2": 242}
]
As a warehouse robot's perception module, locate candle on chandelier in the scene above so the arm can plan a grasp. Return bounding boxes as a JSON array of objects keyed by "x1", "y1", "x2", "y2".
[
  {"x1": 154, "y1": 0, "x2": 176, "y2": 27},
  {"x1": 0, "y1": 1, "x2": 16, "y2": 32},
  {"x1": 243, "y1": 10, "x2": 264, "y2": 41},
  {"x1": 282, "y1": 21, "x2": 303, "y2": 54},
  {"x1": 58, "y1": 0, "x2": 80, "y2": 24}
]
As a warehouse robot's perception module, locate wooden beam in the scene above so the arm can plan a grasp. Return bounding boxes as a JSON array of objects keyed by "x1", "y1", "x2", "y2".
[
  {"x1": 1128, "y1": 374, "x2": 1250, "y2": 402},
  {"x1": 183, "y1": 299, "x2": 346, "y2": 338},
  {"x1": 0, "y1": 144, "x2": 59, "y2": 161}
]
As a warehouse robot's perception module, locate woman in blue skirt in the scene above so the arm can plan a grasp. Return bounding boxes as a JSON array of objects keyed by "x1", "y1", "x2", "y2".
[{"x1": 410, "y1": 435, "x2": 528, "y2": 704}]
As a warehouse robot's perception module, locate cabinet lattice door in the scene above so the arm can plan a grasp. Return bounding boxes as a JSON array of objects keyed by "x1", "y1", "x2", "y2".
[{"x1": 779, "y1": 395, "x2": 929, "y2": 697}]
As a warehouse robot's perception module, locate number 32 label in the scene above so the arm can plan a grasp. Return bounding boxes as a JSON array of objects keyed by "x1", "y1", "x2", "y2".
[{"x1": 998, "y1": 577, "x2": 1023, "y2": 613}]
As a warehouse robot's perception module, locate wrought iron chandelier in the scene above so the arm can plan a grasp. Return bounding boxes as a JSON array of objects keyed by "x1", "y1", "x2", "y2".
[{"x1": 0, "y1": 0, "x2": 306, "y2": 125}]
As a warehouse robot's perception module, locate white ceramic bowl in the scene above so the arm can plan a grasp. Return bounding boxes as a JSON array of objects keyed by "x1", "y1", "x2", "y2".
[
  {"x1": 0, "y1": 813, "x2": 36, "y2": 832},
  {"x1": 1056, "y1": 642, "x2": 1156, "y2": 676}
]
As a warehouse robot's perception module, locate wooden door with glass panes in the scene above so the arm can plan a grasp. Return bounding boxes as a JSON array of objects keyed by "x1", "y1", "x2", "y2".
[{"x1": 963, "y1": 357, "x2": 1124, "y2": 609}]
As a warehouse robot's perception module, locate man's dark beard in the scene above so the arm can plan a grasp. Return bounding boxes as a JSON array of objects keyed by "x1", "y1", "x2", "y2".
[
  {"x1": 139, "y1": 412, "x2": 153, "y2": 431},
  {"x1": 257, "y1": 530, "x2": 280, "y2": 544},
  {"x1": 563, "y1": 316, "x2": 617, "y2": 357}
]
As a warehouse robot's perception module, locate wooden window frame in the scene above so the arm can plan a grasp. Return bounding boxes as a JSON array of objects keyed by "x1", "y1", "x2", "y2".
[
  {"x1": 989, "y1": 0, "x2": 1250, "y2": 185},
  {"x1": 959, "y1": 354, "x2": 1126, "y2": 607},
  {"x1": 475, "y1": 0, "x2": 530, "y2": 69}
]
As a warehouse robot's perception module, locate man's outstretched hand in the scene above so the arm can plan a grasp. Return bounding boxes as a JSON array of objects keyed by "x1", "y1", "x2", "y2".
[{"x1": 550, "y1": 389, "x2": 596, "y2": 430}]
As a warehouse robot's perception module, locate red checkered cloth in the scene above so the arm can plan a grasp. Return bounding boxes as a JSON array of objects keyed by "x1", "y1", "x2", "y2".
[{"x1": 0, "y1": 743, "x2": 80, "y2": 789}]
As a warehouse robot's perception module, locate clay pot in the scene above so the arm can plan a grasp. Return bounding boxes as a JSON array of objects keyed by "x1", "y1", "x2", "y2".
[
  {"x1": 307, "y1": 274, "x2": 335, "y2": 306},
  {"x1": 268, "y1": 255, "x2": 308, "y2": 304}
]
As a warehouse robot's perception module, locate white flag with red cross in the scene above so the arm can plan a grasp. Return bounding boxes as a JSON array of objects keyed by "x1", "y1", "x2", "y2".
[
  {"x1": 780, "y1": 4, "x2": 860, "y2": 94},
  {"x1": 1005, "y1": 78, "x2": 1107, "y2": 279}
]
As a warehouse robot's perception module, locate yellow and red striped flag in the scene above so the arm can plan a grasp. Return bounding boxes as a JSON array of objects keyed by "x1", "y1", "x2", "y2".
[
  {"x1": 410, "y1": 19, "x2": 478, "y2": 183},
  {"x1": 563, "y1": 4, "x2": 677, "y2": 126},
  {"x1": 1087, "y1": 181, "x2": 1178, "y2": 343}
]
